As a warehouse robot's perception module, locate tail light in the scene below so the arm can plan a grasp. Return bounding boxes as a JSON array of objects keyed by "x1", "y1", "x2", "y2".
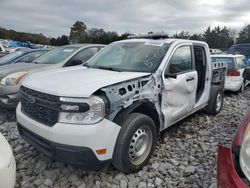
[{"x1": 227, "y1": 70, "x2": 240, "y2": 76}]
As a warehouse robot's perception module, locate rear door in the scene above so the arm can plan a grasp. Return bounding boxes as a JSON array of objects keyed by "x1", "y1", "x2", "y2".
[{"x1": 161, "y1": 45, "x2": 198, "y2": 127}]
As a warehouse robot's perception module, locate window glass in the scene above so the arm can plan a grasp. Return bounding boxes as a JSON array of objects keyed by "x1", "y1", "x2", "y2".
[
  {"x1": 71, "y1": 48, "x2": 98, "y2": 63},
  {"x1": 235, "y1": 57, "x2": 247, "y2": 69},
  {"x1": 211, "y1": 57, "x2": 234, "y2": 71},
  {"x1": 0, "y1": 51, "x2": 24, "y2": 65},
  {"x1": 18, "y1": 51, "x2": 47, "y2": 62},
  {"x1": 87, "y1": 42, "x2": 170, "y2": 73},
  {"x1": 168, "y1": 46, "x2": 192, "y2": 74},
  {"x1": 34, "y1": 47, "x2": 77, "y2": 64}
]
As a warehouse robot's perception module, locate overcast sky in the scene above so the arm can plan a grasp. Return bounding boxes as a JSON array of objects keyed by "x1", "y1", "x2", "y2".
[{"x1": 0, "y1": 0, "x2": 249, "y2": 37}]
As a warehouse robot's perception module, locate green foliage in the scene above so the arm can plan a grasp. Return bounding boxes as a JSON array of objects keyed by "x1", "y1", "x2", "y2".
[
  {"x1": 203, "y1": 26, "x2": 234, "y2": 48},
  {"x1": 173, "y1": 31, "x2": 190, "y2": 39},
  {"x1": 0, "y1": 21, "x2": 241, "y2": 49},
  {"x1": 0, "y1": 27, "x2": 49, "y2": 44},
  {"x1": 69, "y1": 21, "x2": 87, "y2": 44},
  {"x1": 50, "y1": 35, "x2": 69, "y2": 46},
  {"x1": 237, "y1": 25, "x2": 250, "y2": 44},
  {"x1": 172, "y1": 31, "x2": 204, "y2": 41},
  {"x1": 69, "y1": 21, "x2": 131, "y2": 44}
]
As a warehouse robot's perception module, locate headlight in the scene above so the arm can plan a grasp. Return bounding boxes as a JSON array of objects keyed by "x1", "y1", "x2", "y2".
[
  {"x1": 59, "y1": 96, "x2": 105, "y2": 124},
  {"x1": 0, "y1": 71, "x2": 28, "y2": 86},
  {"x1": 240, "y1": 122, "x2": 250, "y2": 180}
]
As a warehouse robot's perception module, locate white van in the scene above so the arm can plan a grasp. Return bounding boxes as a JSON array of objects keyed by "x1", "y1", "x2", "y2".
[{"x1": 212, "y1": 54, "x2": 247, "y2": 92}]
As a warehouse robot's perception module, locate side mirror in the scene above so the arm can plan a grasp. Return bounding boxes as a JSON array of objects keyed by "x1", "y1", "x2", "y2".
[
  {"x1": 164, "y1": 72, "x2": 177, "y2": 79},
  {"x1": 67, "y1": 59, "x2": 83, "y2": 66},
  {"x1": 243, "y1": 67, "x2": 250, "y2": 80}
]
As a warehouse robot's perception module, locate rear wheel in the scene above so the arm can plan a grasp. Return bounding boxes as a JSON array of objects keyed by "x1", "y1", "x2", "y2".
[
  {"x1": 112, "y1": 113, "x2": 156, "y2": 174},
  {"x1": 205, "y1": 85, "x2": 224, "y2": 115}
]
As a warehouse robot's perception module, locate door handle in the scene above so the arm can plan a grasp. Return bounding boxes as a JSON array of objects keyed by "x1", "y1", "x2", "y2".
[{"x1": 186, "y1": 77, "x2": 194, "y2": 82}]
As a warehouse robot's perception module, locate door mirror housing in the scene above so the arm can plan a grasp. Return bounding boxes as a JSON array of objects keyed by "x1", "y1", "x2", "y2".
[
  {"x1": 243, "y1": 67, "x2": 250, "y2": 80},
  {"x1": 164, "y1": 72, "x2": 177, "y2": 79}
]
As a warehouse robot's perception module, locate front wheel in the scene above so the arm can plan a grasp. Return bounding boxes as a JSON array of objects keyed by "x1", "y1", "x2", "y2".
[
  {"x1": 112, "y1": 113, "x2": 156, "y2": 174},
  {"x1": 205, "y1": 85, "x2": 224, "y2": 115}
]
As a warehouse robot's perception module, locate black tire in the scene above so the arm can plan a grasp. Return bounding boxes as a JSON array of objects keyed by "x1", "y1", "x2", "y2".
[
  {"x1": 243, "y1": 67, "x2": 250, "y2": 80},
  {"x1": 112, "y1": 113, "x2": 156, "y2": 174},
  {"x1": 205, "y1": 85, "x2": 224, "y2": 115}
]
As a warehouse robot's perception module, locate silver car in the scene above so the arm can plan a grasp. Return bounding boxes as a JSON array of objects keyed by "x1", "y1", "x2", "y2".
[{"x1": 0, "y1": 44, "x2": 105, "y2": 108}]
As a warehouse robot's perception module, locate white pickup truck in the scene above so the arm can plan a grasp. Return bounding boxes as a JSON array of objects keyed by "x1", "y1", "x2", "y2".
[{"x1": 16, "y1": 36, "x2": 226, "y2": 173}]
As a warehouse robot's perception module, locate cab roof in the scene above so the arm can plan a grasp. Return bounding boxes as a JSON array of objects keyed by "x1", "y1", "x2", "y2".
[
  {"x1": 115, "y1": 38, "x2": 208, "y2": 46},
  {"x1": 211, "y1": 54, "x2": 245, "y2": 58}
]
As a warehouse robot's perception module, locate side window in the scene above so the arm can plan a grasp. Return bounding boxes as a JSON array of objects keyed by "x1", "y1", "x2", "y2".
[
  {"x1": 18, "y1": 51, "x2": 45, "y2": 62},
  {"x1": 168, "y1": 46, "x2": 192, "y2": 74},
  {"x1": 71, "y1": 47, "x2": 98, "y2": 64},
  {"x1": 235, "y1": 57, "x2": 247, "y2": 69},
  {"x1": 0, "y1": 47, "x2": 2, "y2": 52}
]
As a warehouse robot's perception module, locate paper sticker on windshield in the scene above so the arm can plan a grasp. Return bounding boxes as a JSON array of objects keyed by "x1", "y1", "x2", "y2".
[
  {"x1": 144, "y1": 42, "x2": 164, "y2": 47},
  {"x1": 62, "y1": 49, "x2": 74, "y2": 52}
]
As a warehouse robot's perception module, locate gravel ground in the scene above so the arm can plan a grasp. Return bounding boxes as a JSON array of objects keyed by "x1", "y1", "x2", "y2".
[{"x1": 0, "y1": 90, "x2": 250, "y2": 188}]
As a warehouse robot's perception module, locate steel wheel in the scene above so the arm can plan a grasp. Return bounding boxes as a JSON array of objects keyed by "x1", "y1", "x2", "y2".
[{"x1": 128, "y1": 126, "x2": 153, "y2": 166}]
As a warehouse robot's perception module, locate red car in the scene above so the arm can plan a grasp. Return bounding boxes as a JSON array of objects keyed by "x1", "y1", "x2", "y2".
[{"x1": 217, "y1": 109, "x2": 250, "y2": 187}]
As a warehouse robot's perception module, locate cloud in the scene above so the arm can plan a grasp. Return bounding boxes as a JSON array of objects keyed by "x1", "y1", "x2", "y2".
[{"x1": 0, "y1": 0, "x2": 249, "y2": 37}]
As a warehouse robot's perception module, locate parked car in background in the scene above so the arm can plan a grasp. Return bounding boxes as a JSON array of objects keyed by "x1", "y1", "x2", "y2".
[
  {"x1": 211, "y1": 54, "x2": 248, "y2": 92},
  {"x1": 0, "y1": 132, "x2": 16, "y2": 188},
  {"x1": 210, "y1": 48, "x2": 223, "y2": 55},
  {"x1": 0, "y1": 49, "x2": 49, "y2": 66},
  {"x1": 217, "y1": 109, "x2": 250, "y2": 188},
  {"x1": 0, "y1": 43, "x2": 9, "y2": 58},
  {"x1": 217, "y1": 67, "x2": 250, "y2": 188},
  {"x1": 16, "y1": 36, "x2": 226, "y2": 173},
  {"x1": 0, "y1": 44, "x2": 105, "y2": 108},
  {"x1": 228, "y1": 43, "x2": 250, "y2": 66}
]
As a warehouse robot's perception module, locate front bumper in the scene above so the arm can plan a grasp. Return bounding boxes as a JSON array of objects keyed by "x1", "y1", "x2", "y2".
[
  {"x1": 16, "y1": 103, "x2": 121, "y2": 169},
  {"x1": 217, "y1": 146, "x2": 248, "y2": 188},
  {"x1": 0, "y1": 85, "x2": 20, "y2": 109},
  {"x1": 17, "y1": 123, "x2": 110, "y2": 170}
]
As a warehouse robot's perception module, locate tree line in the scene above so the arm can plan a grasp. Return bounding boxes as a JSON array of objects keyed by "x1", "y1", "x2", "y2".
[
  {"x1": 0, "y1": 27, "x2": 49, "y2": 44},
  {"x1": 1, "y1": 21, "x2": 250, "y2": 48}
]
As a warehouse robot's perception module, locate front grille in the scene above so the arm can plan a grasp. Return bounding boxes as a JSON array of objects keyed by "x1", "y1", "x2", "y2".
[{"x1": 20, "y1": 86, "x2": 60, "y2": 126}]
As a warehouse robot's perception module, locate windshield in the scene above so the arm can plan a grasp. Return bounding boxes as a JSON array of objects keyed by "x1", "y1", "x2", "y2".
[
  {"x1": 87, "y1": 42, "x2": 170, "y2": 72},
  {"x1": 0, "y1": 51, "x2": 25, "y2": 65},
  {"x1": 33, "y1": 47, "x2": 77, "y2": 64}
]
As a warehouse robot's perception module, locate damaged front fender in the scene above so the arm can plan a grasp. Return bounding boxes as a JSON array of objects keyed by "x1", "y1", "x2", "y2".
[{"x1": 100, "y1": 75, "x2": 164, "y2": 130}]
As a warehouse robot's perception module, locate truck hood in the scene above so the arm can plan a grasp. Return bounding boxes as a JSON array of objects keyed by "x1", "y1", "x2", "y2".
[
  {"x1": 22, "y1": 66, "x2": 151, "y2": 97},
  {"x1": 0, "y1": 62, "x2": 50, "y2": 79}
]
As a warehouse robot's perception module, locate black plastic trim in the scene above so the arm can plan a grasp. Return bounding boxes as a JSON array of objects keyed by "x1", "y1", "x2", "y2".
[{"x1": 17, "y1": 123, "x2": 111, "y2": 170}]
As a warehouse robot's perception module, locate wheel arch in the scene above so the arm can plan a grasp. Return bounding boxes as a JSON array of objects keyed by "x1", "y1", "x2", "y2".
[{"x1": 113, "y1": 100, "x2": 161, "y2": 132}]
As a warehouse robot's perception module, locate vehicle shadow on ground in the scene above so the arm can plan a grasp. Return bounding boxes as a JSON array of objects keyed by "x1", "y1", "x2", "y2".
[{"x1": 0, "y1": 108, "x2": 16, "y2": 124}]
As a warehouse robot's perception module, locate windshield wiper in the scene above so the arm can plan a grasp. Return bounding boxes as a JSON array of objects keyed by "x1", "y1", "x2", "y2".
[{"x1": 91, "y1": 65, "x2": 121, "y2": 72}]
